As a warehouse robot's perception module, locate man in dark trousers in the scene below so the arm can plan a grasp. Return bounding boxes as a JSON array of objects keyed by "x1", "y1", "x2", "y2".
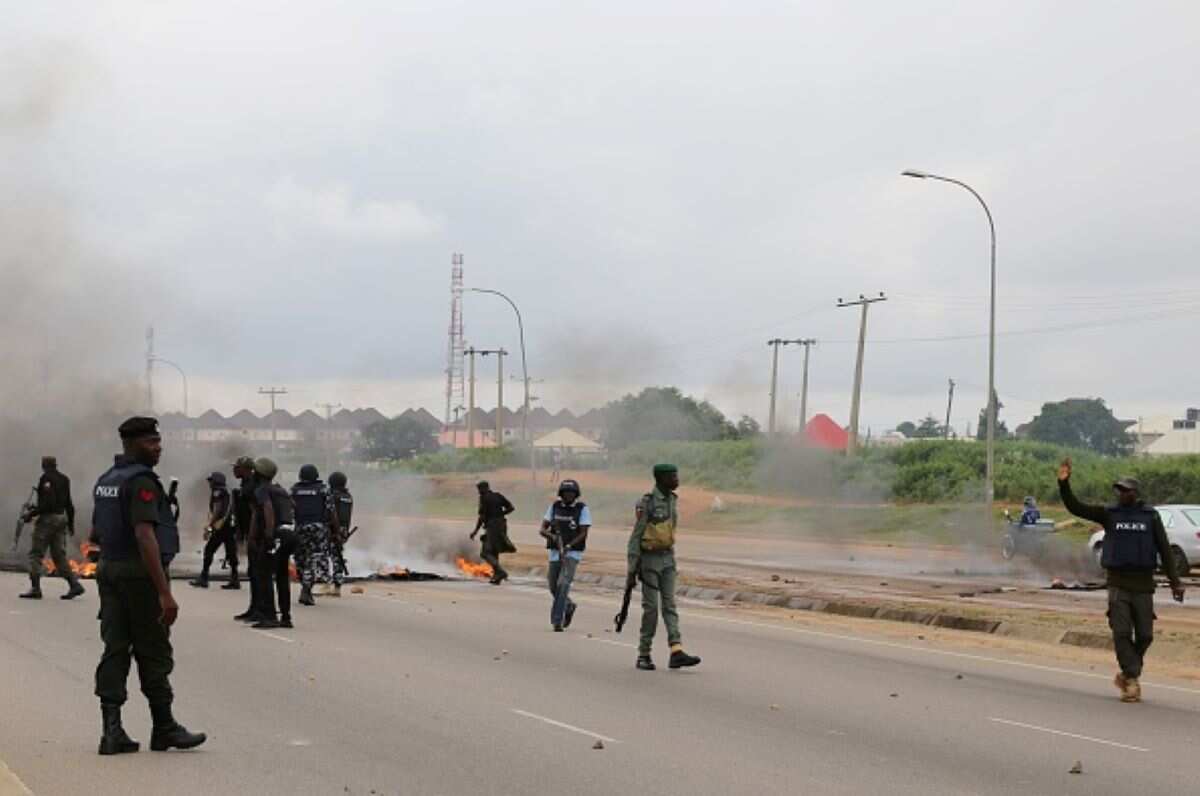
[
  {"x1": 20, "y1": 456, "x2": 85, "y2": 600},
  {"x1": 470, "y1": 480, "x2": 516, "y2": 584},
  {"x1": 540, "y1": 479, "x2": 590, "y2": 631},
  {"x1": 231, "y1": 457, "x2": 262, "y2": 621},
  {"x1": 92, "y1": 416, "x2": 205, "y2": 755},
  {"x1": 326, "y1": 471, "x2": 354, "y2": 596},
  {"x1": 1058, "y1": 458, "x2": 1184, "y2": 702},
  {"x1": 189, "y1": 472, "x2": 238, "y2": 590},
  {"x1": 248, "y1": 457, "x2": 296, "y2": 630}
]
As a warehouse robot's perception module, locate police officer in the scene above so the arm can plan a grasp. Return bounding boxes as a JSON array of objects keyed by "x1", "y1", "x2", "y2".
[
  {"x1": 1058, "y1": 458, "x2": 1184, "y2": 702},
  {"x1": 93, "y1": 416, "x2": 205, "y2": 755},
  {"x1": 327, "y1": 471, "x2": 354, "y2": 597},
  {"x1": 540, "y1": 479, "x2": 590, "y2": 631},
  {"x1": 20, "y1": 456, "x2": 84, "y2": 600},
  {"x1": 231, "y1": 457, "x2": 264, "y2": 622},
  {"x1": 470, "y1": 481, "x2": 516, "y2": 584},
  {"x1": 248, "y1": 457, "x2": 296, "y2": 630},
  {"x1": 291, "y1": 464, "x2": 333, "y2": 607},
  {"x1": 627, "y1": 464, "x2": 700, "y2": 671},
  {"x1": 189, "y1": 472, "x2": 238, "y2": 590}
]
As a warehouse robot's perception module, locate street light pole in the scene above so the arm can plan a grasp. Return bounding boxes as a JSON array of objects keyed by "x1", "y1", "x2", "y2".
[
  {"x1": 468, "y1": 287, "x2": 535, "y2": 483},
  {"x1": 902, "y1": 169, "x2": 997, "y2": 506},
  {"x1": 150, "y1": 357, "x2": 188, "y2": 417}
]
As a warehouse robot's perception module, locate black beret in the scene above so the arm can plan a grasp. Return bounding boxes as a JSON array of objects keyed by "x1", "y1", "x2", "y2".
[{"x1": 118, "y1": 416, "x2": 160, "y2": 440}]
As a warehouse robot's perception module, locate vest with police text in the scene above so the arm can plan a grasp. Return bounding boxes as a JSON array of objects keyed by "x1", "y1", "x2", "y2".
[
  {"x1": 332, "y1": 489, "x2": 353, "y2": 530},
  {"x1": 291, "y1": 481, "x2": 328, "y2": 525},
  {"x1": 546, "y1": 500, "x2": 588, "y2": 552},
  {"x1": 1102, "y1": 504, "x2": 1159, "y2": 571},
  {"x1": 93, "y1": 459, "x2": 179, "y2": 561}
]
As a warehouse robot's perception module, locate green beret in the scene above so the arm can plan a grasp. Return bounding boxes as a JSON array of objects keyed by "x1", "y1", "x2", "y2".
[{"x1": 653, "y1": 464, "x2": 678, "y2": 477}]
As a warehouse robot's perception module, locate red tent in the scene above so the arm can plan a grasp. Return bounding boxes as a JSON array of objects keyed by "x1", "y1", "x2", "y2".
[{"x1": 805, "y1": 413, "x2": 848, "y2": 451}]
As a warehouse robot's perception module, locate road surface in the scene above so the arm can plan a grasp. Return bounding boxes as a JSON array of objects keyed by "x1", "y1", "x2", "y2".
[{"x1": 1, "y1": 571, "x2": 1198, "y2": 795}]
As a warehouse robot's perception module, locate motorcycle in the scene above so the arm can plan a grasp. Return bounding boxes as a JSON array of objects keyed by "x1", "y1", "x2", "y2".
[{"x1": 1000, "y1": 510, "x2": 1058, "y2": 561}]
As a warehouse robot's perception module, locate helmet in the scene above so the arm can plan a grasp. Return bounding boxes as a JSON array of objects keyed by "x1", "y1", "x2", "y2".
[
  {"x1": 207, "y1": 471, "x2": 227, "y2": 487},
  {"x1": 233, "y1": 455, "x2": 255, "y2": 471},
  {"x1": 1023, "y1": 496, "x2": 1036, "y2": 506},
  {"x1": 253, "y1": 457, "x2": 278, "y2": 481},
  {"x1": 558, "y1": 479, "x2": 581, "y2": 498},
  {"x1": 329, "y1": 471, "x2": 348, "y2": 489},
  {"x1": 299, "y1": 464, "x2": 319, "y2": 482}
]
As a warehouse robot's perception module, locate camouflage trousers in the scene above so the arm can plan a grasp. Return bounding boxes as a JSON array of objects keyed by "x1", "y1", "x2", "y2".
[
  {"x1": 29, "y1": 513, "x2": 71, "y2": 579},
  {"x1": 295, "y1": 523, "x2": 331, "y2": 588}
]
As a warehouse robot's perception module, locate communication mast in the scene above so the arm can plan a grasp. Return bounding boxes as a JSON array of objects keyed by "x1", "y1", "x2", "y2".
[{"x1": 444, "y1": 254, "x2": 466, "y2": 428}]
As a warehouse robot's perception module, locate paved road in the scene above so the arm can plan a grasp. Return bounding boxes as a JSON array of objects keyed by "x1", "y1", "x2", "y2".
[{"x1": 1, "y1": 570, "x2": 1198, "y2": 795}]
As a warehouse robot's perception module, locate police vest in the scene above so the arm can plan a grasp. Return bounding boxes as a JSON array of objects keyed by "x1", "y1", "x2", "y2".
[
  {"x1": 210, "y1": 487, "x2": 231, "y2": 529},
  {"x1": 546, "y1": 500, "x2": 587, "y2": 552},
  {"x1": 332, "y1": 489, "x2": 353, "y2": 529},
  {"x1": 232, "y1": 478, "x2": 254, "y2": 529},
  {"x1": 92, "y1": 460, "x2": 180, "y2": 561},
  {"x1": 1102, "y1": 504, "x2": 1159, "y2": 571},
  {"x1": 290, "y1": 481, "x2": 328, "y2": 525}
]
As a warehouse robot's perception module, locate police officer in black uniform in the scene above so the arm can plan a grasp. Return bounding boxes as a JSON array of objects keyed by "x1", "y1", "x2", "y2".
[
  {"x1": 291, "y1": 464, "x2": 333, "y2": 607},
  {"x1": 247, "y1": 457, "x2": 296, "y2": 630},
  {"x1": 92, "y1": 416, "x2": 205, "y2": 755},
  {"x1": 231, "y1": 457, "x2": 263, "y2": 622},
  {"x1": 327, "y1": 471, "x2": 354, "y2": 597},
  {"x1": 20, "y1": 456, "x2": 84, "y2": 600},
  {"x1": 189, "y1": 472, "x2": 238, "y2": 590},
  {"x1": 470, "y1": 481, "x2": 516, "y2": 584},
  {"x1": 1058, "y1": 458, "x2": 1185, "y2": 702}
]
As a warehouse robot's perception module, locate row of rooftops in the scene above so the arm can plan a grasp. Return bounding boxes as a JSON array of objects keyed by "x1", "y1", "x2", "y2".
[{"x1": 157, "y1": 406, "x2": 607, "y2": 433}]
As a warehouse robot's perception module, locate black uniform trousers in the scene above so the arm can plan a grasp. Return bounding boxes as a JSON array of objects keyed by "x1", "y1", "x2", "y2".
[
  {"x1": 253, "y1": 529, "x2": 298, "y2": 620},
  {"x1": 94, "y1": 558, "x2": 173, "y2": 708},
  {"x1": 201, "y1": 525, "x2": 238, "y2": 578}
]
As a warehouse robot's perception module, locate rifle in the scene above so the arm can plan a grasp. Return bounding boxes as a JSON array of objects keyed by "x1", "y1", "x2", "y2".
[
  {"x1": 334, "y1": 526, "x2": 358, "y2": 578},
  {"x1": 12, "y1": 487, "x2": 37, "y2": 552},
  {"x1": 614, "y1": 570, "x2": 638, "y2": 633}
]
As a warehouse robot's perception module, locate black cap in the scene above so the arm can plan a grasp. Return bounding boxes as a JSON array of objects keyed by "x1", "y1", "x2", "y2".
[
  {"x1": 476, "y1": 480, "x2": 490, "y2": 490},
  {"x1": 119, "y1": 416, "x2": 160, "y2": 440},
  {"x1": 207, "y1": 471, "x2": 227, "y2": 487}
]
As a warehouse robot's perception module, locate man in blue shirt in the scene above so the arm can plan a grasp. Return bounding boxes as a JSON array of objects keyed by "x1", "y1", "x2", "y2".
[
  {"x1": 540, "y1": 480, "x2": 591, "y2": 632},
  {"x1": 1020, "y1": 496, "x2": 1041, "y2": 526}
]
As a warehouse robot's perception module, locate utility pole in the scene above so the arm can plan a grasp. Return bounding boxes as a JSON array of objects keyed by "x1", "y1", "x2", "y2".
[
  {"x1": 944, "y1": 379, "x2": 955, "y2": 439},
  {"x1": 838, "y1": 293, "x2": 887, "y2": 458},
  {"x1": 318, "y1": 402, "x2": 341, "y2": 474},
  {"x1": 767, "y1": 338, "x2": 807, "y2": 437},
  {"x1": 465, "y1": 347, "x2": 478, "y2": 449},
  {"x1": 258, "y1": 387, "x2": 288, "y2": 455},
  {"x1": 481, "y1": 349, "x2": 507, "y2": 446},
  {"x1": 796, "y1": 338, "x2": 816, "y2": 436},
  {"x1": 145, "y1": 325, "x2": 154, "y2": 414}
]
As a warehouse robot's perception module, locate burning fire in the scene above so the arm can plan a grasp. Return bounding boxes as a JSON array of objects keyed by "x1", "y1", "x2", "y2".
[
  {"x1": 376, "y1": 565, "x2": 409, "y2": 578},
  {"x1": 455, "y1": 557, "x2": 493, "y2": 579},
  {"x1": 288, "y1": 562, "x2": 299, "y2": 583},
  {"x1": 43, "y1": 542, "x2": 99, "y2": 579}
]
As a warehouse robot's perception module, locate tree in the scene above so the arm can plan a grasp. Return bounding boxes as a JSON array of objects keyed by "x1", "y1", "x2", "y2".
[
  {"x1": 735, "y1": 415, "x2": 762, "y2": 438},
  {"x1": 912, "y1": 415, "x2": 946, "y2": 439},
  {"x1": 895, "y1": 421, "x2": 917, "y2": 438},
  {"x1": 1026, "y1": 398, "x2": 1133, "y2": 456},
  {"x1": 976, "y1": 391, "x2": 1010, "y2": 441},
  {"x1": 355, "y1": 415, "x2": 439, "y2": 460},
  {"x1": 602, "y1": 387, "x2": 738, "y2": 450}
]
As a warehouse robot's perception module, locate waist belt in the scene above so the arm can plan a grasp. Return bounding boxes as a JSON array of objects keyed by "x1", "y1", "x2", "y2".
[{"x1": 277, "y1": 524, "x2": 295, "y2": 532}]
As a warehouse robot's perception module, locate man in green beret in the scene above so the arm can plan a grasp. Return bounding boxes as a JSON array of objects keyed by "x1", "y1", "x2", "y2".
[{"x1": 627, "y1": 464, "x2": 701, "y2": 671}]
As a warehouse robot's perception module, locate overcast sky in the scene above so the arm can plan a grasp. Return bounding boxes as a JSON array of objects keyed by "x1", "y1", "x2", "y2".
[{"x1": 4, "y1": 1, "x2": 1199, "y2": 432}]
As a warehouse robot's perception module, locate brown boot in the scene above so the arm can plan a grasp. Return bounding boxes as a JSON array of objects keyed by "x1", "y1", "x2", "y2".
[{"x1": 1123, "y1": 678, "x2": 1142, "y2": 703}]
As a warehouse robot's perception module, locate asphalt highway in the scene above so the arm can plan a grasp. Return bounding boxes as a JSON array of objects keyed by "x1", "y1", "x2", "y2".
[{"x1": 1, "y1": 571, "x2": 1198, "y2": 795}]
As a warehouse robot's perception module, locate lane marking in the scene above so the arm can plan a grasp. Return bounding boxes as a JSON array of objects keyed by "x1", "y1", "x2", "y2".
[
  {"x1": 988, "y1": 717, "x2": 1149, "y2": 752},
  {"x1": 511, "y1": 709, "x2": 620, "y2": 743},
  {"x1": 681, "y1": 611, "x2": 1200, "y2": 697},
  {"x1": 582, "y1": 636, "x2": 637, "y2": 649},
  {"x1": 0, "y1": 756, "x2": 33, "y2": 795},
  {"x1": 251, "y1": 630, "x2": 294, "y2": 644}
]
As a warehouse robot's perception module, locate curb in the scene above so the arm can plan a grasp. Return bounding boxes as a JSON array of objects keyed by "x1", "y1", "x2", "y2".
[{"x1": 512, "y1": 566, "x2": 1118, "y2": 654}]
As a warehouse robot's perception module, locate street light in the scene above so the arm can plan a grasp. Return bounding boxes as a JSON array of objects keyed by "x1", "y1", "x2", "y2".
[
  {"x1": 467, "y1": 287, "x2": 535, "y2": 483},
  {"x1": 150, "y1": 356, "x2": 188, "y2": 417},
  {"x1": 902, "y1": 169, "x2": 997, "y2": 506}
]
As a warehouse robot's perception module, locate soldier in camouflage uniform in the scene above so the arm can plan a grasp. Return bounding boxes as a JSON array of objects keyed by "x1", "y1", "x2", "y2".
[{"x1": 627, "y1": 464, "x2": 700, "y2": 671}]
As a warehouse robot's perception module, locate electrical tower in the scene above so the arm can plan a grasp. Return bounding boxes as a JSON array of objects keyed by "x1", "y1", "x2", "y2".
[{"x1": 444, "y1": 254, "x2": 466, "y2": 428}]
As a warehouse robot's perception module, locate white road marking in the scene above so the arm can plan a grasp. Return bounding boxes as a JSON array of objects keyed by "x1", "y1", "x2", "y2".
[
  {"x1": 0, "y1": 757, "x2": 32, "y2": 795},
  {"x1": 988, "y1": 717, "x2": 1149, "y2": 752},
  {"x1": 511, "y1": 709, "x2": 620, "y2": 743},
  {"x1": 582, "y1": 636, "x2": 637, "y2": 649},
  {"x1": 251, "y1": 630, "x2": 294, "y2": 644}
]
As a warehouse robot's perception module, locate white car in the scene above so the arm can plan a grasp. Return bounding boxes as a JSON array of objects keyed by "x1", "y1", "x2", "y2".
[{"x1": 1088, "y1": 505, "x2": 1200, "y2": 575}]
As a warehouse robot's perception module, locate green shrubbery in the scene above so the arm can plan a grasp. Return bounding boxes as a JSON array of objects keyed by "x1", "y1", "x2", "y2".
[{"x1": 390, "y1": 446, "x2": 518, "y2": 474}]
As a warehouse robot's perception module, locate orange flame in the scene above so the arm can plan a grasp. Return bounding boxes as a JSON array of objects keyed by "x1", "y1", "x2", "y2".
[
  {"x1": 455, "y1": 557, "x2": 493, "y2": 579},
  {"x1": 288, "y1": 562, "x2": 299, "y2": 583},
  {"x1": 43, "y1": 541, "x2": 99, "y2": 578}
]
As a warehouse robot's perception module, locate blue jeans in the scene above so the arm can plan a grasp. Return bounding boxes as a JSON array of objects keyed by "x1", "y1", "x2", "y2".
[{"x1": 548, "y1": 557, "x2": 579, "y2": 626}]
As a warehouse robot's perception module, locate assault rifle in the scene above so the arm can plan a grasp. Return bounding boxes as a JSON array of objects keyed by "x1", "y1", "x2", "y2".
[
  {"x1": 614, "y1": 570, "x2": 638, "y2": 633},
  {"x1": 334, "y1": 526, "x2": 358, "y2": 578},
  {"x1": 12, "y1": 487, "x2": 37, "y2": 552}
]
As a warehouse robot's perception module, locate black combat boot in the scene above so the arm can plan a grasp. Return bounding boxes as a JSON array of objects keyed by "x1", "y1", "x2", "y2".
[
  {"x1": 188, "y1": 571, "x2": 209, "y2": 588},
  {"x1": 98, "y1": 704, "x2": 140, "y2": 755},
  {"x1": 149, "y1": 703, "x2": 206, "y2": 752},
  {"x1": 669, "y1": 649, "x2": 702, "y2": 669},
  {"x1": 220, "y1": 567, "x2": 240, "y2": 590},
  {"x1": 636, "y1": 655, "x2": 656, "y2": 671},
  {"x1": 19, "y1": 576, "x2": 42, "y2": 599},
  {"x1": 299, "y1": 584, "x2": 315, "y2": 606},
  {"x1": 278, "y1": 615, "x2": 294, "y2": 629},
  {"x1": 62, "y1": 576, "x2": 86, "y2": 600},
  {"x1": 564, "y1": 601, "x2": 577, "y2": 628}
]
